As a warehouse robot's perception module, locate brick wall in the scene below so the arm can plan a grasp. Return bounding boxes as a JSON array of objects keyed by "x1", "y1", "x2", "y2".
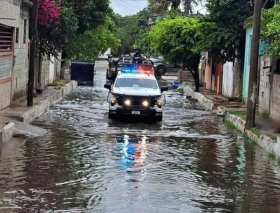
[
  {"x1": 12, "y1": 5, "x2": 29, "y2": 101},
  {"x1": 258, "y1": 56, "x2": 271, "y2": 113},
  {"x1": 270, "y1": 74, "x2": 280, "y2": 122}
]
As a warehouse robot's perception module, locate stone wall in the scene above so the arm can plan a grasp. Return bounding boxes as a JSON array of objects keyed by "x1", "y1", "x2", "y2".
[
  {"x1": 271, "y1": 74, "x2": 280, "y2": 122},
  {"x1": 12, "y1": 5, "x2": 29, "y2": 101},
  {"x1": 258, "y1": 56, "x2": 271, "y2": 114}
]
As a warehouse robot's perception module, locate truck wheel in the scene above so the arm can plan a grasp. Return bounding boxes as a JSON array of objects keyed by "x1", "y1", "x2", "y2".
[
  {"x1": 157, "y1": 65, "x2": 167, "y2": 76},
  {"x1": 156, "y1": 115, "x2": 163, "y2": 122},
  {"x1": 108, "y1": 111, "x2": 115, "y2": 119},
  {"x1": 106, "y1": 71, "x2": 111, "y2": 80}
]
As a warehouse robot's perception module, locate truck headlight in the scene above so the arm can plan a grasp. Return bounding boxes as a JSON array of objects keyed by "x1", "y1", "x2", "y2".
[
  {"x1": 142, "y1": 100, "x2": 149, "y2": 107},
  {"x1": 111, "y1": 94, "x2": 117, "y2": 106},
  {"x1": 124, "y1": 99, "x2": 131, "y2": 106},
  {"x1": 157, "y1": 96, "x2": 163, "y2": 108}
]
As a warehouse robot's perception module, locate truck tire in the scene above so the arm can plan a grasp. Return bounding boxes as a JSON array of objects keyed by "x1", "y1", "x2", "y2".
[
  {"x1": 156, "y1": 115, "x2": 163, "y2": 122},
  {"x1": 157, "y1": 65, "x2": 167, "y2": 76},
  {"x1": 108, "y1": 111, "x2": 115, "y2": 119},
  {"x1": 106, "y1": 71, "x2": 111, "y2": 80}
]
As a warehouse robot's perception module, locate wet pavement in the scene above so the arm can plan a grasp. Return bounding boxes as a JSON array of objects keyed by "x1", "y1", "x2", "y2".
[{"x1": 1, "y1": 61, "x2": 280, "y2": 212}]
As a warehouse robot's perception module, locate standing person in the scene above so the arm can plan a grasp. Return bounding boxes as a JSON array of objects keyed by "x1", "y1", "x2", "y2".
[{"x1": 132, "y1": 48, "x2": 146, "y2": 64}]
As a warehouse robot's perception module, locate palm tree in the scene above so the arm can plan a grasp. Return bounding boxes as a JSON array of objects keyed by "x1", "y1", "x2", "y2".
[{"x1": 148, "y1": 0, "x2": 201, "y2": 14}]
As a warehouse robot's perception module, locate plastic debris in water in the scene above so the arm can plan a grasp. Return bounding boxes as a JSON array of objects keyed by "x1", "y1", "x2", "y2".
[{"x1": 172, "y1": 80, "x2": 180, "y2": 89}]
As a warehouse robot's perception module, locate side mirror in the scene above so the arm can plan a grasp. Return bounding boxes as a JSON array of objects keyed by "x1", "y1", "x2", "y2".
[
  {"x1": 160, "y1": 86, "x2": 168, "y2": 92},
  {"x1": 104, "y1": 83, "x2": 111, "y2": 91}
]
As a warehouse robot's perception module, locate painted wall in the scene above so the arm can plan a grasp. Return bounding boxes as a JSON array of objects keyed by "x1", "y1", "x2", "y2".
[
  {"x1": 242, "y1": 27, "x2": 252, "y2": 102},
  {"x1": 242, "y1": 26, "x2": 269, "y2": 102},
  {"x1": 222, "y1": 60, "x2": 241, "y2": 98},
  {"x1": 205, "y1": 52, "x2": 212, "y2": 90}
]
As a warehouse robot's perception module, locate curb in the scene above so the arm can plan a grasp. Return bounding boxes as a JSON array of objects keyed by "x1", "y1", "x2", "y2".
[
  {"x1": 1, "y1": 122, "x2": 15, "y2": 143},
  {"x1": 21, "y1": 81, "x2": 77, "y2": 124},
  {"x1": 183, "y1": 85, "x2": 214, "y2": 110}
]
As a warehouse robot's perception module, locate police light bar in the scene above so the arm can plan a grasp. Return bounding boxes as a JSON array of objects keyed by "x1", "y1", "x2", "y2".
[{"x1": 119, "y1": 64, "x2": 155, "y2": 75}]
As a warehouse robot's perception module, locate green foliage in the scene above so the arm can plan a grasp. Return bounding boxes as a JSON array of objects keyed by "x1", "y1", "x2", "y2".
[
  {"x1": 148, "y1": 16, "x2": 201, "y2": 63},
  {"x1": 227, "y1": 110, "x2": 247, "y2": 119},
  {"x1": 148, "y1": 0, "x2": 202, "y2": 14},
  {"x1": 112, "y1": 8, "x2": 153, "y2": 55},
  {"x1": 67, "y1": 20, "x2": 121, "y2": 62},
  {"x1": 225, "y1": 119, "x2": 236, "y2": 132},
  {"x1": 268, "y1": 152, "x2": 276, "y2": 160},
  {"x1": 261, "y1": 4, "x2": 280, "y2": 57},
  {"x1": 197, "y1": 0, "x2": 253, "y2": 62},
  {"x1": 261, "y1": 111, "x2": 270, "y2": 119},
  {"x1": 250, "y1": 128, "x2": 261, "y2": 137}
]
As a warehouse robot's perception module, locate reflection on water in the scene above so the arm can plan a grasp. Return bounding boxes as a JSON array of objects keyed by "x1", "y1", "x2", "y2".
[{"x1": 1, "y1": 71, "x2": 280, "y2": 212}]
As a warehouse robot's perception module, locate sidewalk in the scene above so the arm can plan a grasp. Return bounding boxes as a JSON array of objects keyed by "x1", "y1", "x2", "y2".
[
  {"x1": 0, "y1": 76, "x2": 77, "y2": 143},
  {"x1": 182, "y1": 80, "x2": 280, "y2": 159}
]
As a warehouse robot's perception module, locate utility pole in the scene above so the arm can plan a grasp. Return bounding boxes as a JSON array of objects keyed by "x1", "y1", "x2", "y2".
[
  {"x1": 245, "y1": 0, "x2": 262, "y2": 129},
  {"x1": 27, "y1": 0, "x2": 39, "y2": 106}
]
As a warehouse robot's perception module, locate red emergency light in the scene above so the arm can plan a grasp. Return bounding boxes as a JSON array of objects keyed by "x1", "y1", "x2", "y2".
[{"x1": 137, "y1": 65, "x2": 154, "y2": 75}]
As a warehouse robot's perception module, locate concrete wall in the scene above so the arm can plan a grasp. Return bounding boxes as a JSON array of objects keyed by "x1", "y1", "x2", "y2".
[
  {"x1": 258, "y1": 56, "x2": 271, "y2": 114},
  {"x1": 270, "y1": 74, "x2": 280, "y2": 122},
  {"x1": 0, "y1": 0, "x2": 20, "y2": 28},
  {"x1": 0, "y1": 55, "x2": 12, "y2": 110},
  {"x1": 222, "y1": 60, "x2": 241, "y2": 98},
  {"x1": 49, "y1": 56, "x2": 55, "y2": 84},
  {"x1": 41, "y1": 55, "x2": 50, "y2": 88},
  {"x1": 12, "y1": 5, "x2": 30, "y2": 101}
]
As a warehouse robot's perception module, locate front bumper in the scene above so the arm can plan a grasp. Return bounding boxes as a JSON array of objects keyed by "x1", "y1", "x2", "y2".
[{"x1": 109, "y1": 104, "x2": 162, "y2": 117}]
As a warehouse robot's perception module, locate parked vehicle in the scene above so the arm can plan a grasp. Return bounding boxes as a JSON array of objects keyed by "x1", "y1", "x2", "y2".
[
  {"x1": 104, "y1": 65, "x2": 168, "y2": 122},
  {"x1": 99, "y1": 48, "x2": 112, "y2": 60},
  {"x1": 150, "y1": 56, "x2": 179, "y2": 76},
  {"x1": 70, "y1": 60, "x2": 96, "y2": 86}
]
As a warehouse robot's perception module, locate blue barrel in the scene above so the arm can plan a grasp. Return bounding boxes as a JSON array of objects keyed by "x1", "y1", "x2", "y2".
[{"x1": 70, "y1": 61, "x2": 95, "y2": 86}]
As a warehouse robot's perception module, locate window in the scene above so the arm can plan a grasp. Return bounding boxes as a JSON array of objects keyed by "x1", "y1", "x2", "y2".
[
  {"x1": 23, "y1": 19, "x2": 27, "y2": 43},
  {"x1": 0, "y1": 26, "x2": 13, "y2": 52},
  {"x1": 15, "y1": 28, "x2": 19, "y2": 43},
  {"x1": 115, "y1": 78, "x2": 158, "y2": 89}
]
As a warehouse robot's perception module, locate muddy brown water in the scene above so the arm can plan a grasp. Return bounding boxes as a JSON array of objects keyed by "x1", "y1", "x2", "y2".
[{"x1": 1, "y1": 61, "x2": 280, "y2": 213}]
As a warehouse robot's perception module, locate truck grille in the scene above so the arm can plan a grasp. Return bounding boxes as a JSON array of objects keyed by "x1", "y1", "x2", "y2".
[{"x1": 117, "y1": 96, "x2": 157, "y2": 107}]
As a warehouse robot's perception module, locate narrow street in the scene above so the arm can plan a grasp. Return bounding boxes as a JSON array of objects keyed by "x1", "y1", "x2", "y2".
[{"x1": 1, "y1": 61, "x2": 280, "y2": 213}]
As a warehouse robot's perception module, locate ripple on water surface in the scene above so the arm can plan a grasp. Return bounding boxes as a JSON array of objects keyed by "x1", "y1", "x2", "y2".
[{"x1": 1, "y1": 85, "x2": 280, "y2": 212}]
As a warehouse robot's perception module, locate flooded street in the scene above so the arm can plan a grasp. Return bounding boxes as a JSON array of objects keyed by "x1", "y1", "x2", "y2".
[{"x1": 1, "y1": 61, "x2": 280, "y2": 213}]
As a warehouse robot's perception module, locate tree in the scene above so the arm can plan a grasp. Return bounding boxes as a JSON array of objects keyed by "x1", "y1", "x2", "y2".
[
  {"x1": 67, "y1": 19, "x2": 121, "y2": 62},
  {"x1": 261, "y1": 4, "x2": 280, "y2": 57},
  {"x1": 112, "y1": 8, "x2": 153, "y2": 55},
  {"x1": 196, "y1": 0, "x2": 253, "y2": 63},
  {"x1": 148, "y1": 0, "x2": 201, "y2": 14},
  {"x1": 37, "y1": 0, "x2": 78, "y2": 57},
  {"x1": 148, "y1": 16, "x2": 201, "y2": 91}
]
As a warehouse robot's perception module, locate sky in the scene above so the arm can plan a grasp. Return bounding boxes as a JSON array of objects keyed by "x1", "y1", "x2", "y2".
[
  {"x1": 110, "y1": 0, "x2": 148, "y2": 16},
  {"x1": 110, "y1": 0, "x2": 207, "y2": 17}
]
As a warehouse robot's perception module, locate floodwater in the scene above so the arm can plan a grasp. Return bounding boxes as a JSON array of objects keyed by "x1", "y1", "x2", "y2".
[{"x1": 1, "y1": 61, "x2": 280, "y2": 213}]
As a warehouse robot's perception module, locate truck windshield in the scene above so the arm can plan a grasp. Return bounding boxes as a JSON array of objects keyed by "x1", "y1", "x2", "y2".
[{"x1": 115, "y1": 78, "x2": 158, "y2": 89}]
